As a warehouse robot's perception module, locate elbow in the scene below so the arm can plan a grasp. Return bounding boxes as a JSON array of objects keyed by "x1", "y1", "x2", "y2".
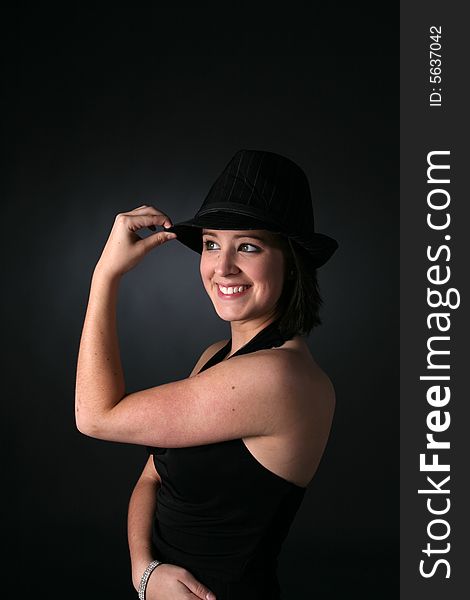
[
  {"x1": 75, "y1": 413, "x2": 97, "y2": 438},
  {"x1": 75, "y1": 405, "x2": 104, "y2": 439},
  {"x1": 75, "y1": 399, "x2": 88, "y2": 435},
  {"x1": 75, "y1": 391, "x2": 99, "y2": 437},
  {"x1": 75, "y1": 419, "x2": 90, "y2": 437},
  {"x1": 74, "y1": 393, "x2": 123, "y2": 441}
]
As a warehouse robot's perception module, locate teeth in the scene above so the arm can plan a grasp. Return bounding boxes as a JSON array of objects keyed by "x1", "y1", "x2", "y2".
[{"x1": 218, "y1": 284, "x2": 250, "y2": 295}]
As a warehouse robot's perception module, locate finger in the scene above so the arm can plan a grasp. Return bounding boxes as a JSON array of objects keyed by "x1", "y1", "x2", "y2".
[
  {"x1": 125, "y1": 205, "x2": 173, "y2": 225},
  {"x1": 118, "y1": 213, "x2": 170, "y2": 232},
  {"x1": 141, "y1": 230, "x2": 177, "y2": 252},
  {"x1": 176, "y1": 588, "x2": 205, "y2": 600},
  {"x1": 178, "y1": 573, "x2": 217, "y2": 600},
  {"x1": 138, "y1": 205, "x2": 173, "y2": 229},
  {"x1": 180, "y1": 588, "x2": 215, "y2": 600}
]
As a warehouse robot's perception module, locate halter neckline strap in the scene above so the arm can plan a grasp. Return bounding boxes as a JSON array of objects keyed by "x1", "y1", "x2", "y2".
[{"x1": 198, "y1": 318, "x2": 293, "y2": 374}]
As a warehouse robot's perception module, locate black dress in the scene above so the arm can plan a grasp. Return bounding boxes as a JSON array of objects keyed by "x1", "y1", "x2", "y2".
[{"x1": 148, "y1": 319, "x2": 307, "y2": 599}]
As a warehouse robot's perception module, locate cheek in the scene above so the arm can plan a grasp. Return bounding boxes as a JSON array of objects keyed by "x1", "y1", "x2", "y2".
[
  {"x1": 199, "y1": 258, "x2": 211, "y2": 287},
  {"x1": 200, "y1": 254, "x2": 210, "y2": 274},
  {"x1": 257, "y1": 258, "x2": 285, "y2": 291},
  {"x1": 199, "y1": 260, "x2": 204, "y2": 277}
]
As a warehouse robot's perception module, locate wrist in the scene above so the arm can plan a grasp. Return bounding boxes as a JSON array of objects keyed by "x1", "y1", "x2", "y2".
[
  {"x1": 92, "y1": 261, "x2": 123, "y2": 285},
  {"x1": 137, "y1": 559, "x2": 164, "y2": 599},
  {"x1": 132, "y1": 556, "x2": 154, "y2": 592}
]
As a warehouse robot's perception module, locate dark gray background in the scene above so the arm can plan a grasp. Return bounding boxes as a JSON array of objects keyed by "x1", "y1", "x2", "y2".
[{"x1": 5, "y1": 3, "x2": 398, "y2": 598}]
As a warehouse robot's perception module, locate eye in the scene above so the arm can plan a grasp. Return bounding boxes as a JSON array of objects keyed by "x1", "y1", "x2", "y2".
[
  {"x1": 239, "y1": 243, "x2": 260, "y2": 252},
  {"x1": 203, "y1": 240, "x2": 219, "y2": 251},
  {"x1": 203, "y1": 240, "x2": 260, "y2": 252}
]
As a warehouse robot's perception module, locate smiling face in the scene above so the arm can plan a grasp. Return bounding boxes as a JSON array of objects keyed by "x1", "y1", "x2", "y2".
[{"x1": 199, "y1": 228, "x2": 287, "y2": 324}]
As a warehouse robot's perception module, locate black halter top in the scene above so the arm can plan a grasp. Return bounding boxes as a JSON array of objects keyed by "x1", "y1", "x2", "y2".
[{"x1": 149, "y1": 318, "x2": 307, "y2": 589}]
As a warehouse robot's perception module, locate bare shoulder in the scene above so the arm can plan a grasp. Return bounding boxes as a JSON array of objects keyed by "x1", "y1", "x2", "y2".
[
  {"x1": 239, "y1": 337, "x2": 336, "y2": 487},
  {"x1": 190, "y1": 335, "x2": 335, "y2": 417},
  {"x1": 247, "y1": 336, "x2": 335, "y2": 397},
  {"x1": 189, "y1": 338, "x2": 230, "y2": 377},
  {"x1": 226, "y1": 335, "x2": 336, "y2": 424}
]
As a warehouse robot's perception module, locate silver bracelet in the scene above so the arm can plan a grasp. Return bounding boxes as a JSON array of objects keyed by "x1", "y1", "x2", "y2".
[{"x1": 138, "y1": 559, "x2": 163, "y2": 600}]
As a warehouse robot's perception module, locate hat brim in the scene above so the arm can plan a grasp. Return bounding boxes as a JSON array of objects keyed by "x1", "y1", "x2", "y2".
[{"x1": 166, "y1": 212, "x2": 338, "y2": 268}]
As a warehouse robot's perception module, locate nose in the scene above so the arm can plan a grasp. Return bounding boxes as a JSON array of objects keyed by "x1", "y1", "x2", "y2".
[{"x1": 213, "y1": 247, "x2": 240, "y2": 276}]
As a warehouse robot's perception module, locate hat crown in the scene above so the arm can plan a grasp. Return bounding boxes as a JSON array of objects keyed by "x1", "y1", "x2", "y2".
[
  {"x1": 197, "y1": 149, "x2": 315, "y2": 234},
  {"x1": 168, "y1": 148, "x2": 339, "y2": 268}
]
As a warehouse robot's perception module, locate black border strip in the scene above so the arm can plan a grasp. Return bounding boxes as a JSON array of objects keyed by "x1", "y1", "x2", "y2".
[{"x1": 400, "y1": 2, "x2": 468, "y2": 598}]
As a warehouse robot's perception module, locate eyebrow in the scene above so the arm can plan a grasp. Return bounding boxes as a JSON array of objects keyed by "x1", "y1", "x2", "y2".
[{"x1": 202, "y1": 231, "x2": 267, "y2": 242}]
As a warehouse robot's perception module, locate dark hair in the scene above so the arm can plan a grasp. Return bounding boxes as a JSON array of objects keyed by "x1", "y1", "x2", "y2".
[{"x1": 274, "y1": 237, "x2": 323, "y2": 338}]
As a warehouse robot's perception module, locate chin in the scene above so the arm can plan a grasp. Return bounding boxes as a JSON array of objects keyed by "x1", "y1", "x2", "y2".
[
  {"x1": 213, "y1": 305, "x2": 272, "y2": 324},
  {"x1": 213, "y1": 306, "x2": 248, "y2": 322}
]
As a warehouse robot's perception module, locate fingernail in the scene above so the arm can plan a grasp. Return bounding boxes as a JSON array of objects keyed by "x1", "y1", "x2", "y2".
[
  {"x1": 167, "y1": 233, "x2": 177, "y2": 239},
  {"x1": 206, "y1": 593, "x2": 216, "y2": 600}
]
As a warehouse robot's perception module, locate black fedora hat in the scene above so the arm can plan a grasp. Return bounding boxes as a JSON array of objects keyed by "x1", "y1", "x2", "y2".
[{"x1": 167, "y1": 149, "x2": 339, "y2": 269}]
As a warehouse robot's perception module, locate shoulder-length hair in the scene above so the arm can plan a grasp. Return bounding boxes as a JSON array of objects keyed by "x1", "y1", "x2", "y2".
[{"x1": 275, "y1": 237, "x2": 323, "y2": 338}]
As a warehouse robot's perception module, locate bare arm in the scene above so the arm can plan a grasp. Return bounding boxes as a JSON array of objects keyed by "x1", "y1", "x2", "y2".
[
  {"x1": 128, "y1": 455, "x2": 161, "y2": 591},
  {"x1": 75, "y1": 266, "x2": 125, "y2": 428},
  {"x1": 127, "y1": 456, "x2": 218, "y2": 600},
  {"x1": 75, "y1": 205, "x2": 176, "y2": 432},
  {"x1": 75, "y1": 263, "x2": 300, "y2": 447},
  {"x1": 127, "y1": 344, "x2": 229, "y2": 589},
  {"x1": 75, "y1": 204, "x2": 302, "y2": 448},
  {"x1": 80, "y1": 206, "x2": 220, "y2": 599}
]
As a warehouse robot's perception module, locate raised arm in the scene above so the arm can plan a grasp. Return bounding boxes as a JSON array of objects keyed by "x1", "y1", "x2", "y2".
[
  {"x1": 75, "y1": 204, "x2": 177, "y2": 431},
  {"x1": 75, "y1": 204, "x2": 305, "y2": 449}
]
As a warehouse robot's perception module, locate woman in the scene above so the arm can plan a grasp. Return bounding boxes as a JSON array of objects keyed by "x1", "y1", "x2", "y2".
[{"x1": 75, "y1": 149, "x2": 339, "y2": 600}]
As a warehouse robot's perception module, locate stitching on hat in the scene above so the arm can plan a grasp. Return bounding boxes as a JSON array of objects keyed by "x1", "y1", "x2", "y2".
[
  {"x1": 196, "y1": 205, "x2": 283, "y2": 228},
  {"x1": 259, "y1": 174, "x2": 268, "y2": 205},
  {"x1": 247, "y1": 153, "x2": 264, "y2": 207},
  {"x1": 226, "y1": 151, "x2": 244, "y2": 203},
  {"x1": 267, "y1": 157, "x2": 279, "y2": 208},
  {"x1": 240, "y1": 151, "x2": 256, "y2": 205}
]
